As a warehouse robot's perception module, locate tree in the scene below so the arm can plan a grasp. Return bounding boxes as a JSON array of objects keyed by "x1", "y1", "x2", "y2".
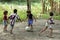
[
  {"x1": 27, "y1": 0, "x2": 31, "y2": 13},
  {"x1": 0, "y1": 0, "x2": 12, "y2": 2},
  {"x1": 49, "y1": 0, "x2": 54, "y2": 11},
  {"x1": 59, "y1": 1, "x2": 60, "y2": 14},
  {"x1": 41, "y1": 0, "x2": 45, "y2": 14}
]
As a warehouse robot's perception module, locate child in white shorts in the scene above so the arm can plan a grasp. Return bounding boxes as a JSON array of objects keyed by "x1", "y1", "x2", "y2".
[{"x1": 39, "y1": 12, "x2": 55, "y2": 38}]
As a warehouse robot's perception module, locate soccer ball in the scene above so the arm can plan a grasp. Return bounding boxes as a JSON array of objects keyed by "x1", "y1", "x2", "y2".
[{"x1": 25, "y1": 26, "x2": 31, "y2": 31}]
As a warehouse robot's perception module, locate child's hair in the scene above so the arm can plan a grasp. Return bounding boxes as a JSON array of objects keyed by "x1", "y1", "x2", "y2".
[
  {"x1": 3, "y1": 10, "x2": 8, "y2": 15},
  {"x1": 27, "y1": 11, "x2": 31, "y2": 13},
  {"x1": 14, "y1": 9, "x2": 17, "y2": 13},
  {"x1": 50, "y1": 12, "x2": 54, "y2": 16}
]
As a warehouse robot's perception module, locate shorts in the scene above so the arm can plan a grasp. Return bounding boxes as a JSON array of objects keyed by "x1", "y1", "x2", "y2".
[
  {"x1": 10, "y1": 23, "x2": 14, "y2": 27},
  {"x1": 3, "y1": 20, "x2": 7, "y2": 26},
  {"x1": 10, "y1": 20, "x2": 15, "y2": 28},
  {"x1": 45, "y1": 22, "x2": 54, "y2": 28},
  {"x1": 28, "y1": 19, "x2": 33, "y2": 25}
]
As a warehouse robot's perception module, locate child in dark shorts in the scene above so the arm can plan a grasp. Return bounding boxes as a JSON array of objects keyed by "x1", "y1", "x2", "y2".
[
  {"x1": 9, "y1": 9, "x2": 21, "y2": 34},
  {"x1": 26, "y1": 11, "x2": 36, "y2": 32}
]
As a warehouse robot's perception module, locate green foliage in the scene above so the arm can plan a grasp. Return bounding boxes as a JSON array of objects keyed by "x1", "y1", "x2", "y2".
[
  {"x1": 0, "y1": 0, "x2": 12, "y2": 2},
  {"x1": 0, "y1": 0, "x2": 41, "y2": 2},
  {"x1": 0, "y1": 2, "x2": 60, "y2": 23}
]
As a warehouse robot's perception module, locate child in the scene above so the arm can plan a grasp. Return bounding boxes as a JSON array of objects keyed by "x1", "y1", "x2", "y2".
[
  {"x1": 9, "y1": 9, "x2": 21, "y2": 34},
  {"x1": 26, "y1": 11, "x2": 36, "y2": 32},
  {"x1": 39, "y1": 12, "x2": 55, "y2": 38},
  {"x1": 3, "y1": 10, "x2": 8, "y2": 32}
]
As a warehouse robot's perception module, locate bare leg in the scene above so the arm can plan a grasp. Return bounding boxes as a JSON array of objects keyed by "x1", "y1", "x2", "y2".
[
  {"x1": 10, "y1": 26, "x2": 14, "y2": 34},
  {"x1": 10, "y1": 29, "x2": 13, "y2": 34},
  {"x1": 30, "y1": 25, "x2": 33, "y2": 31},
  {"x1": 28, "y1": 24, "x2": 30, "y2": 27},
  {"x1": 4, "y1": 25, "x2": 7, "y2": 31},
  {"x1": 49, "y1": 28, "x2": 53, "y2": 37},
  {"x1": 40, "y1": 26, "x2": 48, "y2": 33}
]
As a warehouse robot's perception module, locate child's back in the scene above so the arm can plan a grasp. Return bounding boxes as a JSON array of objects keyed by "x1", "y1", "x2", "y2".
[{"x1": 8, "y1": 9, "x2": 21, "y2": 34}]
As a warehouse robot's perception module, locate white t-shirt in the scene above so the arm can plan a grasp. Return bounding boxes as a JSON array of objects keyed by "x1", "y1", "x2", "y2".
[
  {"x1": 9, "y1": 13, "x2": 20, "y2": 25},
  {"x1": 45, "y1": 18, "x2": 54, "y2": 28}
]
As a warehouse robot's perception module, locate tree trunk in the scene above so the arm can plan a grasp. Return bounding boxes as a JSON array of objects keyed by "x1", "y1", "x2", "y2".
[
  {"x1": 27, "y1": 0, "x2": 31, "y2": 12},
  {"x1": 42, "y1": 0, "x2": 45, "y2": 14},
  {"x1": 49, "y1": 0, "x2": 54, "y2": 12},
  {"x1": 59, "y1": 1, "x2": 60, "y2": 14}
]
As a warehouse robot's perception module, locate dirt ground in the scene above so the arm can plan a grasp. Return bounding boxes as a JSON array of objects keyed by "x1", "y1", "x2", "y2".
[{"x1": 0, "y1": 19, "x2": 60, "y2": 40}]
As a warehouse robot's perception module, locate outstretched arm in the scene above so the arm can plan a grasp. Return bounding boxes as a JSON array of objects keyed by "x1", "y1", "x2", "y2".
[
  {"x1": 17, "y1": 16, "x2": 21, "y2": 20},
  {"x1": 16, "y1": 15, "x2": 22, "y2": 22}
]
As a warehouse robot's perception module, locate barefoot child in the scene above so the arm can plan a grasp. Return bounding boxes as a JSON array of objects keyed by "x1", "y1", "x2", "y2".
[
  {"x1": 39, "y1": 12, "x2": 55, "y2": 37},
  {"x1": 3, "y1": 11, "x2": 8, "y2": 32},
  {"x1": 8, "y1": 9, "x2": 21, "y2": 34},
  {"x1": 26, "y1": 11, "x2": 36, "y2": 32}
]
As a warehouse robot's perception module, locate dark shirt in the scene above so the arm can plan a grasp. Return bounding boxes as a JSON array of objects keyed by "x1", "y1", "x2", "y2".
[
  {"x1": 27, "y1": 14, "x2": 33, "y2": 20},
  {"x1": 3, "y1": 15, "x2": 8, "y2": 20}
]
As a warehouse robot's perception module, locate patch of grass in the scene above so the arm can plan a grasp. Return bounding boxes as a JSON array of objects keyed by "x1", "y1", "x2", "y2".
[{"x1": 54, "y1": 16, "x2": 60, "y2": 20}]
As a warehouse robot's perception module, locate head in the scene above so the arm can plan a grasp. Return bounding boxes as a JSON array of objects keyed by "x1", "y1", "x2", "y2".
[
  {"x1": 14, "y1": 9, "x2": 17, "y2": 14},
  {"x1": 3, "y1": 10, "x2": 8, "y2": 15},
  {"x1": 27, "y1": 11, "x2": 31, "y2": 14},
  {"x1": 49, "y1": 12, "x2": 54, "y2": 19},
  {"x1": 50, "y1": 12, "x2": 54, "y2": 16}
]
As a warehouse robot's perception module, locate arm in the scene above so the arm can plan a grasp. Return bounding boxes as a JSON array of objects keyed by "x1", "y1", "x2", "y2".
[
  {"x1": 33, "y1": 15, "x2": 36, "y2": 22},
  {"x1": 24, "y1": 14, "x2": 28, "y2": 21},
  {"x1": 8, "y1": 16, "x2": 10, "y2": 19},
  {"x1": 16, "y1": 15, "x2": 22, "y2": 22},
  {"x1": 8, "y1": 14, "x2": 12, "y2": 20}
]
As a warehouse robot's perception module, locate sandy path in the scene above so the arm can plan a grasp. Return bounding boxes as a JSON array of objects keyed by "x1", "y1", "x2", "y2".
[{"x1": 0, "y1": 19, "x2": 60, "y2": 40}]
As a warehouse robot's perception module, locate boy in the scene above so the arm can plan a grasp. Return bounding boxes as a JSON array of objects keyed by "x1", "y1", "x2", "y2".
[
  {"x1": 26, "y1": 11, "x2": 36, "y2": 32},
  {"x1": 9, "y1": 9, "x2": 21, "y2": 34},
  {"x1": 39, "y1": 12, "x2": 55, "y2": 38},
  {"x1": 3, "y1": 10, "x2": 8, "y2": 32}
]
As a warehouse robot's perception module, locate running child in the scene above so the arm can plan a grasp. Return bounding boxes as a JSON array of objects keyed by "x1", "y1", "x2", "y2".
[
  {"x1": 3, "y1": 10, "x2": 8, "y2": 32},
  {"x1": 39, "y1": 12, "x2": 55, "y2": 37},
  {"x1": 8, "y1": 9, "x2": 21, "y2": 34},
  {"x1": 26, "y1": 11, "x2": 36, "y2": 32}
]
